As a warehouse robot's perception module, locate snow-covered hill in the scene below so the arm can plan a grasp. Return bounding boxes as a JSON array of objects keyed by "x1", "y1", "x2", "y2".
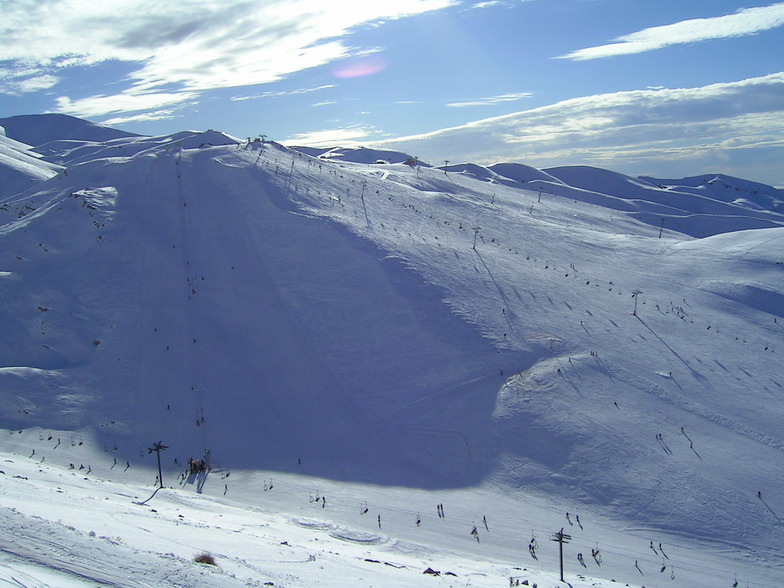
[
  {"x1": 1, "y1": 115, "x2": 783, "y2": 587},
  {"x1": 0, "y1": 113, "x2": 139, "y2": 148},
  {"x1": 0, "y1": 127, "x2": 62, "y2": 198}
]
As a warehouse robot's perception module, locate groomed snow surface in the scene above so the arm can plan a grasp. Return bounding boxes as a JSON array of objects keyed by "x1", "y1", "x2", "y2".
[{"x1": 1, "y1": 116, "x2": 784, "y2": 587}]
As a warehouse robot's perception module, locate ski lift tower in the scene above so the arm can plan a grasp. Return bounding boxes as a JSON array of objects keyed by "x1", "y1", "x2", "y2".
[
  {"x1": 632, "y1": 290, "x2": 643, "y2": 316},
  {"x1": 551, "y1": 527, "x2": 572, "y2": 583},
  {"x1": 148, "y1": 441, "x2": 169, "y2": 489}
]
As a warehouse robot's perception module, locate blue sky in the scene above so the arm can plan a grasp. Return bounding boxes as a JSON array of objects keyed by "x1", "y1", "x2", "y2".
[{"x1": 1, "y1": 0, "x2": 783, "y2": 185}]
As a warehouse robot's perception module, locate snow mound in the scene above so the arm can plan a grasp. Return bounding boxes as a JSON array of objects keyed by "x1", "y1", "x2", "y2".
[
  {"x1": 290, "y1": 518, "x2": 386, "y2": 544},
  {"x1": 699, "y1": 281, "x2": 784, "y2": 318},
  {"x1": 441, "y1": 163, "x2": 508, "y2": 184},
  {"x1": 545, "y1": 165, "x2": 661, "y2": 196},
  {"x1": 489, "y1": 162, "x2": 566, "y2": 185}
]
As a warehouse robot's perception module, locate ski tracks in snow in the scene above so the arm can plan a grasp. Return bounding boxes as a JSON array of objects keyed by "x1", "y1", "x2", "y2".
[{"x1": 0, "y1": 505, "x2": 247, "y2": 587}]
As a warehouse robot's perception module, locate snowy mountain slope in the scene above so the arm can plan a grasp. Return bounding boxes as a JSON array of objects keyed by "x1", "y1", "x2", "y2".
[
  {"x1": 5, "y1": 439, "x2": 783, "y2": 588},
  {"x1": 1, "y1": 133, "x2": 530, "y2": 488},
  {"x1": 279, "y1": 150, "x2": 784, "y2": 541},
  {"x1": 29, "y1": 129, "x2": 241, "y2": 168},
  {"x1": 0, "y1": 129, "x2": 62, "y2": 199},
  {"x1": 489, "y1": 162, "x2": 567, "y2": 186},
  {"x1": 0, "y1": 114, "x2": 139, "y2": 148},
  {"x1": 1, "y1": 116, "x2": 784, "y2": 586},
  {"x1": 544, "y1": 165, "x2": 784, "y2": 237},
  {"x1": 641, "y1": 173, "x2": 784, "y2": 212}
]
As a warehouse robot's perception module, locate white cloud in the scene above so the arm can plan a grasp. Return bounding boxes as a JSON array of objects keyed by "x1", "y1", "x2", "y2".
[
  {"x1": 55, "y1": 92, "x2": 199, "y2": 119},
  {"x1": 0, "y1": 0, "x2": 455, "y2": 115},
  {"x1": 447, "y1": 92, "x2": 533, "y2": 107},
  {"x1": 284, "y1": 126, "x2": 376, "y2": 147},
  {"x1": 0, "y1": 69, "x2": 60, "y2": 95},
  {"x1": 470, "y1": 1, "x2": 531, "y2": 8},
  {"x1": 559, "y1": 2, "x2": 784, "y2": 60},
  {"x1": 231, "y1": 85, "x2": 335, "y2": 102},
  {"x1": 102, "y1": 109, "x2": 181, "y2": 126},
  {"x1": 372, "y1": 73, "x2": 784, "y2": 181}
]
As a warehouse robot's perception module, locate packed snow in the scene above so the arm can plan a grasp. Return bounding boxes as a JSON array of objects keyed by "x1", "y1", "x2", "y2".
[{"x1": 1, "y1": 114, "x2": 783, "y2": 587}]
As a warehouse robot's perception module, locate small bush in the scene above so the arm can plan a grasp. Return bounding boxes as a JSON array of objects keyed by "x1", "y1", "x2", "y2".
[{"x1": 194, "y1": 552, "x2": 217, "y2": 566}]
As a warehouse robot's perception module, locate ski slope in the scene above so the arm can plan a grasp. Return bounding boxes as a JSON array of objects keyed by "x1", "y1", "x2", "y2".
[{"x1": 1, "y1": 115, "x2": 783, "y2": 586}]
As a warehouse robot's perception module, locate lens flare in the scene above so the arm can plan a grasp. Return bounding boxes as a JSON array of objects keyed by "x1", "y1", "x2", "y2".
[{"x1": 333, "y1": 56, "x2": 387, "y2": 79}]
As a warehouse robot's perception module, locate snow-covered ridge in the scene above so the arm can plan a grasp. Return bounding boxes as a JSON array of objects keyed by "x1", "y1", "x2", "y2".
[
  {"x1": 0, "y1": 113, "x2": 139, "y2": 146},
  {"x1": 1, "y1": 115, "x2": 783, "y2": 586},
  {"x1": 0, "y1": 127, "x2": 62, "y2": 199},
  {"x1": 285, "y1": 146, "x2": 784, "y2": 237}
]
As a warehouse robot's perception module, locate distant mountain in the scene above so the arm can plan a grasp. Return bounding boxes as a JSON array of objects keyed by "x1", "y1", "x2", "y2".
[
  {"x1": 538, "y1": 164, "x2": 784, "y2": 237},
  {"x1": 293, "y1": 145, "x2": 423, "y2": 165},
  {"x1": 641, "y1": 173, "x2": 784, "y2": 213},
  {"x1": 548, "y1": 165, "x2": 784, "y2": 215},
  {"x1": 0, "y1": 113, "x2": 140, "y2": 147}
]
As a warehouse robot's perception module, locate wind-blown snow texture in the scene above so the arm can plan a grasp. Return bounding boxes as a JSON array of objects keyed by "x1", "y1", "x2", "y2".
[{"x1": 1, "y1": 114, "x2": 783, "y2": 587}]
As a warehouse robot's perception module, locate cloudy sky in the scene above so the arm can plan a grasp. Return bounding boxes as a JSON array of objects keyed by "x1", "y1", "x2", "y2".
[{"x1": 1, "y1": 0, "x2": 783, "y2": 185}]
